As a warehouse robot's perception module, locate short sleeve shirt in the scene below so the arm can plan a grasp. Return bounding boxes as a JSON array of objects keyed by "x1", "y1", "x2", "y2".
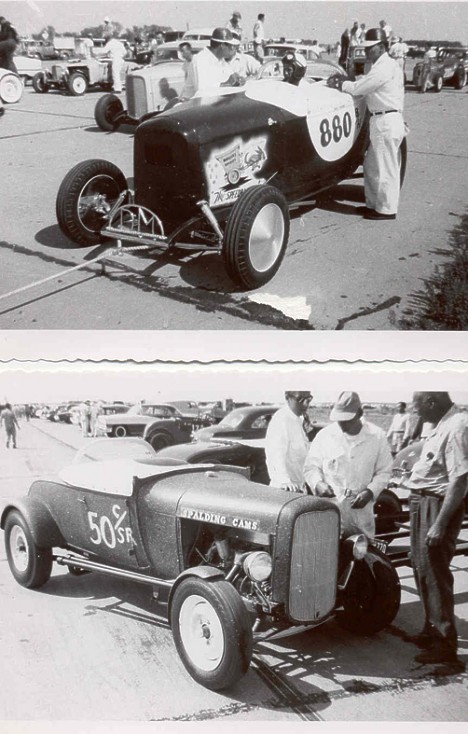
[{"x1": 405, "y1": 406, "x2": 468, "y2": 496}]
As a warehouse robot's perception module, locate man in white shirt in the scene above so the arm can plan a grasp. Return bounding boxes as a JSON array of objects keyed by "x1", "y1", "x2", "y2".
[
  {"x1": 387, "y1": 401, "x2": 412, "y2": 455},
  {"x1": 265, "y1": 391, "x2": 312, "y2": 492},
  {"x1": 103, "y1": 31, "x2": 127, "y2": 93},
  {"x1": 327, "y1": 27, "x2": 405, "y2": 220},
  {"x1": 226, "y1": 10, "x2": 243, "y2": 40},
  {"x1": 253, "y1": 13, "x2": 265, "y2": 62},
  {"x1": 404, "y1": 392, "x2": 468, "y2": 665},
  {"x1": 184, "y1": 27, "x2": 242, "y2": 99},
  {"x1": 389, "y1": 35, "x2": 409, "y2": 71},
  {"x1": 225, "y1": 35, "x2": 261, "y2": 79},
  {"x1": 303, "y1": 391, "x2": 392, "y2": 540}
]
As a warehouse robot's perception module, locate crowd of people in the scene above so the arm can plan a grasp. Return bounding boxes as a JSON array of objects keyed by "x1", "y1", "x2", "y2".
[{"x1": 265, "y1": 389, "x2": 468, "y2": 666}]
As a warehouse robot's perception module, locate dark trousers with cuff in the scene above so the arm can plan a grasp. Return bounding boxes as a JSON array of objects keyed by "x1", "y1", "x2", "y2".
[{"x1": 410, "y1": 493, "x2": 465, "y2": 650}]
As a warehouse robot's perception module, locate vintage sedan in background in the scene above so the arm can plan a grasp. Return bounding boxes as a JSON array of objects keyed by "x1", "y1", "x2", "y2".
[
  {"x1": 1, "y1": 438, "x2": 401, "y2": 691},
  {"x1": 192, "y1": 405, "x2": 281, "y2": 442},
  {"x1": 57, "y1": 73, "x2": 407, "y2": 290},
  {"x1": 412, "y1": 47, "x2": 468, "y2": 91},
  {"x1": 95, "y1": 402, "x2": 194, "y2": 450}
]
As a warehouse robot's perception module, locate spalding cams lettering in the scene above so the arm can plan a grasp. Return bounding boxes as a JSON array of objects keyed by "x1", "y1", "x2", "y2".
[{"x1": 182, "y1": 508, "x2": 258, "y2": 531}]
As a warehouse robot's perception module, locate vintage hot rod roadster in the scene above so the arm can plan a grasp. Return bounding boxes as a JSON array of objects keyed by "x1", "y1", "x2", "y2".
[
  {"x1": 2, "y1": 438, "x2": 400, "y2": 690},
  {"x1": 56, "y1": 77, "x2": 408, "y2": 289}
]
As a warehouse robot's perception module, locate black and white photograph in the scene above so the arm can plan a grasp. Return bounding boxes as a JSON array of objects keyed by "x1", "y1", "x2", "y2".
[
  {"x1": 0, "y1": 0, "x2": 466, "y2": 330},
  {"x1": 0, "y1": 357, "x2": 467, "y2": 722},
  {"x1": 0, "y1": 0, "x2": 467, "y2": 729}
]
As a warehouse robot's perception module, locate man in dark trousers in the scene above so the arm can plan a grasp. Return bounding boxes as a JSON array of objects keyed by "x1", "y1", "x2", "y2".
[
  {"x1": 1, "y1": 403, "x2": 20, "y2": 448},
  {"x1": 404, "y1": 392, "x2": 467, "y2": 665}
]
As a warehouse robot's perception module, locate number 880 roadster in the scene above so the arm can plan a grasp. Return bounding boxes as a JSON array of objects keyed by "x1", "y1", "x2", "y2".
[
  {"x1": 56, "y1": 78, "x2": 407, "y2": 290},
  {"x1": 1, "y1": 439, "x2": 400, "y2": 691}
]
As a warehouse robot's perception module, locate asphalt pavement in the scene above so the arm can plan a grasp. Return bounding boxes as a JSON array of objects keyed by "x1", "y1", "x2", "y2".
[{"x1": 0, "y1": 70, "x2": 467, "y2": 329}]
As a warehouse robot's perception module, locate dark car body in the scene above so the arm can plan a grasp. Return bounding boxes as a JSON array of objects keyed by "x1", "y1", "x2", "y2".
[
  {"x1": 412, "y1": 47, "x2": 468, "y2": 91},
  {"x1": 193, "y1": 405, "x2": 282, "y2": 442},
  {"x1": 1, "y1": 438, "x2": 401, "y2": 691},
  {"x1": 95, "y1": 403, "x2": 194, "y2": 450},
  {"x1": 57, "y1": 73, "x2": 403, "y2": 291}
]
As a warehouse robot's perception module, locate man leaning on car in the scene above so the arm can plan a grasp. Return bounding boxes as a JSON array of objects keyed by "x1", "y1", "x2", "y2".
[
  {"x1": 182, "y1": 27, "x2": 244, "y2": 99},
  {"x1": 265, "y1": 391, "x2": 313, "y2": 493},
  {"x1": 327, "y1": 27, "x2": 406, "y2": 221}
]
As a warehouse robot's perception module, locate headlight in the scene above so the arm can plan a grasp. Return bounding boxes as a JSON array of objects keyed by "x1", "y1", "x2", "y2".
[
  {"x1": 352, "y1": 534, "x2": 368, "y2": 560},
  {"x1": 243, "y1": 551, "x2": 272, "y2": 582}
]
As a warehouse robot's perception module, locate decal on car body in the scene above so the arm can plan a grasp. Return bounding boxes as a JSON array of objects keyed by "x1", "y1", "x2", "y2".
[
  {"x1": 307, "y1": 95, "x2": 359, "y2": 162},
  {"x1": 181, "y1": 507, "x2": 259, "y2": 531},
  {"x1": 204, "y1": 135, "x2": 268, "y2": 208},
  {"x1": 88, "y1": 504, "x2": 134, "y2": 548}
]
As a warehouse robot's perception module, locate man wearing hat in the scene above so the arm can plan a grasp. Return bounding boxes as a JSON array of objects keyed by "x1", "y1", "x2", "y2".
[
  {"x1": 226, "y1": 10, "x2": 243, "y2": 40},
  {"x1": 327, "y1": 27, "x2": 405, "y2": 221},
  {"x1": 184, "y1": 27, "x2": 243, "y2": 99},
  {"x1": 303, "y1": 392, "x2": 392, "y2": 539},
  {"x1": 265, "y1": 391, "x2": 313, "y2": 493}
]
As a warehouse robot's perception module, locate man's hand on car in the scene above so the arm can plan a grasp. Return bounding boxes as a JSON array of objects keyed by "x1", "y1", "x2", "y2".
[
  {"x1": 315, "y1": 481, "x2": 335, "y2": 498},
  {"x1": 222, "y1": 72, "x2": 246, "y2": 88},
  {"x1": 281, "y1": 482, "x2": 307, "y2": 494},
  {"x1": 350, "y1": 488, "x2": 374, "y2": 508},
  {"x1": 327, "y1": 74, "x2": 346, "y2": 91}
]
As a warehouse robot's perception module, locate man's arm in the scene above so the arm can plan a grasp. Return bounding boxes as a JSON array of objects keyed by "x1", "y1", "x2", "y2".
[
  {"x1": 303, "y1": 435, "x2": 335, "y2": 496},
  {"x1": 341, "y1": 60, "x2": 390, "y2": 96},
  {"x1": 265, "y1": 418, "x2": 292, "y2": 487},
  {"x1": 426, "y1": 474, "x2": 467, "y2": 545},
  {"x1": 367, "y1": 434, "x2": 393, "y2": 500}
]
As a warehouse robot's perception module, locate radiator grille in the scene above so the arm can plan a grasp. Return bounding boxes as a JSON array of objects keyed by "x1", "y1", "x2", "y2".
[
  {"x1": 127, "y1": 76, "x2": 147, "y2": 118},
  {"x1": 51, "y1": 65, "x2": 64, "y2": 80},
  {"x1": 289, "y1": 509, "x2": 339, "y2": 622}
]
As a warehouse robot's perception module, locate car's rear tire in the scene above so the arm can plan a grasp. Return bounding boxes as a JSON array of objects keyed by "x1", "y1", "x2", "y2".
[
  {"x1": 0, "y1": 72, "x2": 23, "y2": 103},
  {"x1": 338, "y1": 549, "x2": 401, "y2": 634},
  {"x1": 56, "y1": 159, "x2": 127, "y2": 245},
  {"x1": 147, "y1": 431, "x2": 173, "y2": 452},
  {"x1": 32, "y1": 71, "x2": 50, "y2": 93},
  {"x1": 399, "y1": 137, "x2": 408, "y2": 189},
  {"x1": 170, "y1": 578, "x2": 253, "y2": 690},
  {"x1": 433, "y1": 74, "x2": 443, "y2": 92},
  {"x1": 454, "y1": 68, "x2": 467, "y2": 89},
  {"x1": 67, "y1": 72, "x2": 88, "y2": 96},
  {"x1": 223, "y1": 185, "x2": 290, "y2": 290},
  {"x1": 113, "y1": 425, "x2": 127, "y2": 437},
  {"x1": 94, "y1": 93, "x2": 124, "y2": 131},
  {"x1": 374, "y1": 489, "x2": 402, "y2": 536},
  {"x1": 4, "y1": 511, "x2": 52, "y2": 589}
]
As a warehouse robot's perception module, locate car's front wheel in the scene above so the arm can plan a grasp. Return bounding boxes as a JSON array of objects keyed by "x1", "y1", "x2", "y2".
[
  {"x1": 94, "y1": 93, "x2": 124, "y2": 131},
  {"x1": 113, "y1": 425, "x2": 127, "y2": 437},
  {"x1": 4, "y1": 510, "x2": 52, "y2": 588},
  {"x1": 56, "y1": 159, "x2": 127, "y2": 245},
  {"x1": 32, "y1": 71, "x2": 50, "y2": 93},
  {"x1": 0, "y1": 72, "x2": 23, "y2": 103},
  {"x1": 223, "y1": 185, "x2": 290, "y2": 290},
  {"x1": 147, "y1": 431, "x2": 173, "y2": 452},
  {"x1": 374, "y1": 489, "x2": 402, "y2": 535},
  {"x1": 433, "y1": 74, "x2": 443, "y2": 92},
  {"x1": 338, "y1": 548, "x2": 401, "y2": 634},
  {"x1": 171, "y1": 578, "x2": 253, "y2": 690},
  {"x1": 67, "y1": 72, "x2": 88, "y2": 96}
]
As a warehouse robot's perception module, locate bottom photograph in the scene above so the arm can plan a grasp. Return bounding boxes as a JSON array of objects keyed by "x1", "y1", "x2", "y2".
[{"x1": 0, "y1": 361, "x2": 467, "y2": 723}]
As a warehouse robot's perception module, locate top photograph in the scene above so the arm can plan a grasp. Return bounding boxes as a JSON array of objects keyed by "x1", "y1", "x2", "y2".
[{"x1": 0, "y1": 0, "x2": 466, "y2": 331}]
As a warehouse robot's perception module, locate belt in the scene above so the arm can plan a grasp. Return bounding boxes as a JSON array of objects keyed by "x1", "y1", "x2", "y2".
[
  {"x1": 410, "y1": 489, "x2": 442, "y2": 499},
  {"x1": 370, "y1": 109, "x2": 401, "y2": 116}
]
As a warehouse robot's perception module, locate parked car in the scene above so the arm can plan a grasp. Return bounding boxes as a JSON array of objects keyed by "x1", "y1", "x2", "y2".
[
  {"x1": 192, "y1": 405, "x2": 281, "y2": 442},
  {"x1": 1, "y1": 438, "x2": 401, "y2": 691},
  {"x1": 14, "y1": 54, "x2": 42, "y2": 84},
  {"x1": 412, "y1": 47, "x2": 468, "y2": 92},
  {"x1": 55, "y1": 402, "x2": 82, "y2": 424},
  {"x1": 57, "y1": 75, "x2": 407, "y2": 290},
  {"x1": 95, "y1": 402, "x2": 194, "y2": 450},
  {"x1": 152, "y1": 39, "x2": 207, "y2": 63},
  {"x1": 19, "y1": 39, "x2": 66, "y2": 61},
  {"x1": 33, "y1": 57, "x2": 136, "y2": 96}
]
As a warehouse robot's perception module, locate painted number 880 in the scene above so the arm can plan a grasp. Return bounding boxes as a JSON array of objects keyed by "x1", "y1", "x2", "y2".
[{"x1": 319, "y1": 112, "x2": 352, "y2": 147}]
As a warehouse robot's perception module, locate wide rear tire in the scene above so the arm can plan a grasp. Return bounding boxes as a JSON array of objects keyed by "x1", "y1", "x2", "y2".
[
  {"x1": 32, "y1": 71, "x2": 49, "y2": 93},
  {"x1": 56, "y1": 159, "x2": 127, "y2": 245},
  {"x1": 146, "y1": 430, "x2": 173, "y2": 452},
  {"x1": 223, "y1": 185, "x2": 290, "y2": 290},
  {"x1": 4, "y1": 510, "x2": 52, "y2": 589},
  {"x1": 94, "y1": 93, "x2": 124, "y2": 131},
  {"x1": 454, "y1": 68, "x2": 467, "y2": 89},
  {"x1": 171, "y1": 578, "x2": 253, "y2": 690}
]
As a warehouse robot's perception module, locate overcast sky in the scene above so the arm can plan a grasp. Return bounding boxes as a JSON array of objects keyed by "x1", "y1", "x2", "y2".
[
  {"x1": 1, "y1": 362, "x2": 467, "y2": 404},
  {"x1": 3, "y1": 1, "x2": 468, "y2": 42}
]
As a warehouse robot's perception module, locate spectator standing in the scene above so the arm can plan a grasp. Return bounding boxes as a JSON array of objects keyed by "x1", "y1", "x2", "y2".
[
  {"x1": 184, "y1": 28, "x2": 242, "y2": 99},
  {"x1": 310, "y1": 40, "x2": 321, "y2": 59},
  {"x1": 328, "y1": 27, "x2": 405, "y2": 220},
  {"x1": 253, "y1": 13, "x2": 265, "y2": 62},
  {"x1": 179, "y1": 41, "x2": 195, "y2": 99},
  {"x1": 403, "y1": 392, "x2": 468, "y2": 665},
  {"x1": 357, "y1": 23, "x2": 367, "y2": 43},
  {"x1": 379, "y1": 19, "x2": 393, "y2": 44},
  {"x1": 226, "y1": 10, "x2": 243, "y2": 39},
  {"x1": 103, "y1": 30, "x2": 127, "y2": 93},
  {"x1": 226, "y1": 33, "x2": 261, "y2": 78},
  {"x1": 389, "y1": 35, "x2": 409, "y2": 71},
  {"x1": 349, "y1": 20, "x2": 360, "y2": 47},
  {"x1": 82, "y1": 35, "x2": 94, "y2": 59},
  {"x1": 0, "y1": 16, "x2": 19, "y2": 72},
  {"x1": 303, "y1": 392, "x2": 392, "y2": 540},
  {"x1": 149, "y1": 31, "x2": 165, "y2": 64},
  {"x1": 1, "y1": 403, "x2": 20, "y2": 448},
  {"x1": 265, "y1": 391, "x2": 312, "y2": 492},
  {"x1": 80, "y1": 401, "x2": 92, "y2": 437},
  {"x1": 338, "y1": 26, "x2": 350, "y2": 70},
  {"x1": 387, "y1": 401, "x2": 412, "y2": 455}
]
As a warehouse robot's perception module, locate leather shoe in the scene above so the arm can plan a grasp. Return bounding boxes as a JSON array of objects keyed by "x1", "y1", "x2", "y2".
[
  {"x1": 408, "y1": 631, "x2": 437, "y2": 648},
  {"x1": 415, "y1": 646, "x2": 460, "y2": 665},
  {"x1": 355, "y1": 206, "x2": 374, "y2": 215},
  {"x1": 364, "y1": 210, "x2": 397, "y2": 220}
]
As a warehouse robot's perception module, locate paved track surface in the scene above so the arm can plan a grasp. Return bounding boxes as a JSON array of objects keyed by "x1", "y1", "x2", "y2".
[
  {"x1": 1, "y1": 419, "x2": 467, "y2": 721},
  {"x1": 0, "y1": 76, "x2": 467, "y2": 329}
]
